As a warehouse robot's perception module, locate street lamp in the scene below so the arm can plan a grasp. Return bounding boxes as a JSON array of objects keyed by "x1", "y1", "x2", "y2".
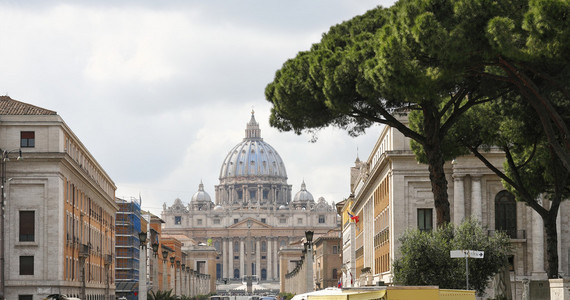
[
  {"x1": 152, "y1": 241, "x2": 159, "y2": 257},
  {"x1": 304, "y1": 230, "x2": 314, "y2": 293},
  {"x1": 246, "y1": 219, "x2": 253, "y2": 294},
  {"x1": 176, "y1": 261, "x2": 181, "y2": 296},
  {"x1": 169, "y1": 256, "x2": 175, "y2": 293},
  {"x1": 305, "y1": 231, "x2": 314, "y2": 244},
  {"x1": 138, "y1": 231, "x2": 148, "y2": 300},
  {"x1": 161, "y1": 251, "x2": 168, "y2": 291},
  {"x1": 139, "y1": 231, "x2": 147, "y2": 248},
  {"x1": 0, "y1": 149, "x2": 22, "y2": 300}
]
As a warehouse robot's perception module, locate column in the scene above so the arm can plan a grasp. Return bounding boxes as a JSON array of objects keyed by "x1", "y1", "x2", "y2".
[
  {"x1": 471, "y1": 175, "x2": 482, "y2": 221},
  {"x1": 223, "y1": 238, "x2": 228, "y2": 279},
  {"x1": 532, "y1": 198, "x2": 546, "y2": 279},
  {"x1": 229, "y1": 239, "x2": 234, "y2": 279},
  {"x1": 453, "y1": 175, "x2": 465, "y2": 225},
  {"x1": 273, "y1": 238, "x2": 279, "y2": 280},
  {"x1": 170, "y1": 264, "x2": 175, "y2": 294},
  {"x1": 176, "y1": 266, "x2": 181, "y2": 296},
  {"x1": 240, "y1": 238, "x2": 245, "y2": 279},
  {"x1": 557, "y1": 204, "x2": 564, "y2": 276},
  {"x1": 139, "y1": 245, "x2": 147, "y2": 300},
  {"x1": 256, "y1": 238, "x2": 261, "y2": 279},
  {"x1": 267, "y1": 237, "x2": 273, "y2": 280}
]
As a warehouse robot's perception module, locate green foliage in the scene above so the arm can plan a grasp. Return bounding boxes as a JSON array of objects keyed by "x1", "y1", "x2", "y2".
[
  {"x1": 393, "y1": 219, "x2": 511, "y2": 295},
  {"x1": 278, "y1": 292, "x2": 295, "y2": 300},
  {"x1": 148, "y1": 290, "x2": 177, "y2": 300}
]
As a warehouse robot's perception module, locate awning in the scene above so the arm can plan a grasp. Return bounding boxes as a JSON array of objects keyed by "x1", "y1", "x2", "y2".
[
  {"x1": 309, "y1": 295, "x2": 347, "y2": 300},
  {"x1": 348, "y1": 290, "x2": 386, "y2": 300}
]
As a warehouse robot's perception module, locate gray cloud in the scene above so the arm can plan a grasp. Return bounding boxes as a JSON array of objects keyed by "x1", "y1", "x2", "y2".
[{"x1": 0, "y1": 0, "x2": 394, "y2": 215}]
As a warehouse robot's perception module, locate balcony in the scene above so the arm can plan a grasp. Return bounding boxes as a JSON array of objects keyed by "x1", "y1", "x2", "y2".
[{"x1": 488, "y1": 229, "x2": 526, "y2": 241}]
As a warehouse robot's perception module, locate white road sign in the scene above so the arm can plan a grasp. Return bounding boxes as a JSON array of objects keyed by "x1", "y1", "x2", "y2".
[{"x1": 450, "y1": 250, "x2": 485, "y2": 258}]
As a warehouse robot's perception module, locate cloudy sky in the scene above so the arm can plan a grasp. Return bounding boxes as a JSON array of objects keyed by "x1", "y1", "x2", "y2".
[{"x1": 0, "y1": 0, "x2": 396, "y2": 216}]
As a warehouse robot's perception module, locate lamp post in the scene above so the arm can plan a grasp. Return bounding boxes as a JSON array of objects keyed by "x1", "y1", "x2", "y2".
[
  {"x1": 175, "y1": 260, "x2": 181, "y2": 296},
  {"x1": 161, "y1": 250, "x2": 168, "y2": 291},
  {"x1": 139, "y1": 231, "x2": 148, "y2": 300},
  {"x1": 246, "y1": 219, "x2": 253, "y2": 294},
  {"x1": 169, "y1": 256, "x2": 175, "y2": 292},
  {"x1": 0, "y1": 149, "x2": 22, "y2": 300},
  {"x1": 186, "y1": 266, "x2": 190, "y2": 296},
  {"x1": 181, "y1": 263, "x2": 186, "y2": 296},
  {"x1": 305, "y1": 231, "x2": 314, "y2": 293}
]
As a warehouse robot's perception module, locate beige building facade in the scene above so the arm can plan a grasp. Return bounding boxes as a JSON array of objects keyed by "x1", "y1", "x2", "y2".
[
  {"x1": 161, "y1": 112, "x2": 339, "y2": 284},
  {"x1": 0, "y1": 96, "x2": 118, "y2": 300},
  {"x1": 341, "y1": 115, "x2": 569, "y2": 299}
]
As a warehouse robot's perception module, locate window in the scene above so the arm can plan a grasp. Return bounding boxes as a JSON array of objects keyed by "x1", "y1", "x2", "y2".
[
  {"x1": 261, "y1": 218, "x2": 266, "y2": 224},
  {"x1": 20, "y1": 256, "x2": 34, "y2": 275},
  {"x1": 417, "y1": 208, "x2": 433, "y2": 231},
  {"x1": 234, "y1": 218, "x2": 239, "y2": 224},
  {"x1": 261, "y1": 241, "x2": 267, "y2": 252},
  {"x1": 19, "y1": 211, "x2": 35, "y2": 242},
  {"x1": 174, "y1": 216, "x2": 181, "y2": 225},
  {"x1": 279, "y1": 218, "x2": 286, "y2": 224},
  {"x1": 197, "y1": 219, "x2": 203, "y2": 225},
  {"x1": 332, "y1": 245, "x2": 338, "y2": 254},
  {"x1": 20, "y1": 131, "x2": 35, "y2": 148},
  {"x1": 19, "y1": 296, "x2": 33, "y2": 300},
  {"x1": 332, "y1": 268, "x2": 338, "y2": 279},
  {"x1": 234, "y1": 241, "x2": 239, "y2": 252},
  {"x1": 508, "y1": 255, "x2": 515, "y2": 272},
  {"x1": 297, "y1": 218, "x2": 303, "y2": 224},
  {"x1": 214, "y1": 219, "x2": 221, "y2": 225},
  {"x1": 495, "y1": 190, "x2": 517, "y2": 238},
  {"x1": 318, "y1": 215, "x2": 325, "y2": 223}
]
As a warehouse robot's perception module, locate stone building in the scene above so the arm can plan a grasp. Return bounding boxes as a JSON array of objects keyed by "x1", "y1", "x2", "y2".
[
  {"x1": 161, "y1": 112, "x2": 339, "y2": 283},
  {"x1": 0, "y1": 96, "x2": 118, "y2": 299},
  {"x1": 340, "y1": 115, "x2": 570, "y2": 299},
  {"x1": 313, "y1": 229, "x2": 342, "y2": 290}
]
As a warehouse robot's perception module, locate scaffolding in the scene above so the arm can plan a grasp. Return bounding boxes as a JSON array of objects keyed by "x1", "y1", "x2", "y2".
[{"x1": 115, "y1": 197, "x2": 142, "y2": 300}]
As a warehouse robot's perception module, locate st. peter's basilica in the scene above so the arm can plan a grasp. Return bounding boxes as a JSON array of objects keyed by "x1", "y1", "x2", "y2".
[{"x1": 161, "y1": 112, "x2": 339, "y2": 282}]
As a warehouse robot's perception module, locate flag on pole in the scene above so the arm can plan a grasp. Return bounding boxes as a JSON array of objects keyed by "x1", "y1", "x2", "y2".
[
  {"x1": 337, "y1": 277, "x2": 342, "y2": 288},
  {"x1": 347, "y1": 209, "x2": 359, "y2": 223}
]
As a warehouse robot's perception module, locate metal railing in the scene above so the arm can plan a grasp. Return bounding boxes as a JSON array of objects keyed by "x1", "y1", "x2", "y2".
[{"x1": 488, "y1": 229, "x2": 526, "y2": 239}]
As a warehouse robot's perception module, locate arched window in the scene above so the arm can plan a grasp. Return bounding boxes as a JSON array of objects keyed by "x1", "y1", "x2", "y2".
[
  {"x1": 261, "y1": 268, "x2": 267, "y2": 280},
  {"x1": 332, "y1": 268, "x2": 338, "y2": 279},
  {"x1": 495, "y1": 190, "x2": 517, "y2": 238},
  {"x1": 234, "y1": 268, "x2": 240, "y2": 279}
]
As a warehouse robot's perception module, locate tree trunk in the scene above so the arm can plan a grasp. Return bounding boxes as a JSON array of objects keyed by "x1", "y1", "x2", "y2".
[
  {"x1": 543, "y1": 212, "x2": 559, "y2": 278},
  {"x1": 422, "y1": 107, "x2": 451, "y2": 227},
  {"x1": 424, "y1": 145, "x2": 451, "y2": 227}
]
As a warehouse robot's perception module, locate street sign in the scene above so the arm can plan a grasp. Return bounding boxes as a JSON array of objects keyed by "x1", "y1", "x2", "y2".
[
  {"x1": 450, "y1": 250, "x2": 485, "y2": 290},
  {"x1": 450, "y1": 250, "x2": 484, "y2": 258}
]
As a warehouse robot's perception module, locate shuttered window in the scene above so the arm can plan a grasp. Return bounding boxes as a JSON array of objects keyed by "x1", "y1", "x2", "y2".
[
  {"x1": 19, "y1": 211, "x2": 35, "y2": 242},
  {"x1": 20, "y1": 131, "x2": 35, "y2": 148}
]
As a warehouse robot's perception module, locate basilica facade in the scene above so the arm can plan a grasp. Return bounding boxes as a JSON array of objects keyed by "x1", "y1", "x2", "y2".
[{"x1": 161, "y1": 112, "x2": 339, "y2": 282}]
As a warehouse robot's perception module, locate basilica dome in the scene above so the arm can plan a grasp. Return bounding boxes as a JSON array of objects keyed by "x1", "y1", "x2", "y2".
[
  {"x1": 293, "y1": 181, "x2": 314, "y2": 202},
  {"x1": 191, "y1": 181, "x2": 212, "y2": 203},
  {"x1": 219, "y1": 112, "x2": 287, "y2": 180}
]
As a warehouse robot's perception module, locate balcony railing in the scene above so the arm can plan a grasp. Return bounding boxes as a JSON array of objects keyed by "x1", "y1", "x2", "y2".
[{"x1": 488, "y1": 229, "x2": 526, "y2": 240}]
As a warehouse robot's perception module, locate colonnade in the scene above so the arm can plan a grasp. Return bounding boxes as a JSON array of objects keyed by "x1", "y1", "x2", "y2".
[
  {"x1": 215, "y1": 184, "x2": 292, "y2": 206},
  {"x1": 220, "y1": 237, "x2": 281, "y2": 281}
]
